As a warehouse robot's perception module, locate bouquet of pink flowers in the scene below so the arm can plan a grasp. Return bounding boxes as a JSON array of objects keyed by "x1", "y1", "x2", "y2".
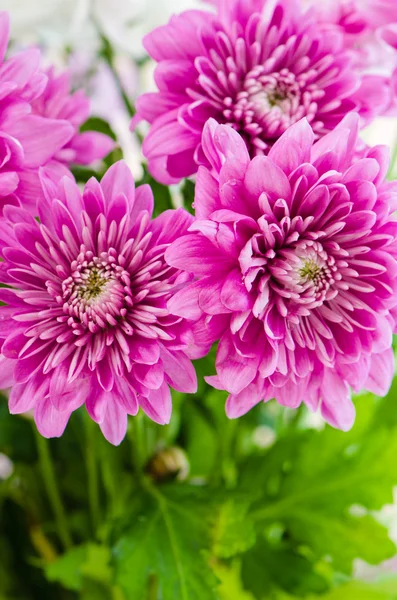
[{"x1": 1, "y1": 1, "x2": 397, "y2": 598}]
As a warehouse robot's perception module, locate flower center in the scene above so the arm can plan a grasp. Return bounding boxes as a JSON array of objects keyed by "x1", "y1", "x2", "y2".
[
  {"x1": 60, "y1": 248, "x2": 133, "y2": 330},
  {"x1": 269, "y1": 242, "x2": 340, "y2": 310},
  {"x1": 299, "y1": 259, "x2": 322, "y2": 283},
  {"x1": 223, "y1": 67, "x2": 319, "y2": 153},
  {"x1": 224, "y1": 68, "x2": 305, "y2": 150},
  {"x1": 78, "y1": 268, "x2": 108, "y2": 300}
]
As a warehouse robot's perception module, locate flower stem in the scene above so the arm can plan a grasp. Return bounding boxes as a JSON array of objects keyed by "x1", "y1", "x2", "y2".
[
  {"x1": 129, "y1": 412, "x2": 147, "y2": 475},
  {"x1": 34, "y1": 428, "x2": 72, "y2": 549},
  {"x1": 85, "y1": 416, "x2": 100, "y2": 536}
]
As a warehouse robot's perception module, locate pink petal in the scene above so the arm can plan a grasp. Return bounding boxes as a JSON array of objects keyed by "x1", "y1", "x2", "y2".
[
  {"x1": 161, "y1": 346, "x2": 197, "y2": 393},
  {"x1": 99, "y1": 399, "x2": 128, "y2": 446},
  {"x1": 34, "y1": 397, "x2": 72, "y2": 438},
  {"x1": 139, "y1": 381, "x2": 172, "y2": 424},
  {"x1": 216, "y1": 332, "x2": 257, "y2": 395},
  {"x1": 365, "y1": 349, "x2": 395, "y2": 396},
  {"x1": 320, "y1": 369, "x2": 356, "y2": 431}
]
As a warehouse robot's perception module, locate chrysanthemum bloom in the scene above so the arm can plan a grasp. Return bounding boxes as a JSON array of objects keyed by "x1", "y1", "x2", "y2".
[
  {"x1": 306, "y1": 0, "x2": 397, "y2": 115},
  {"x1": 0, "y1": 161, "x2": 197, "y2": 444},
  {"x1": 308, "y1": 0, "x2": 396, "y2": 36},
  {"x1": 166, "y1": 116, "x2": 397, "y2": 429},
  {"x1": 32, "y1": 67, "x2": 114, "y2": 170},
  {"x1": 0, "y1": 11, "x2": 113, "y2": 214},
  {"x1": 134, "y1": 0, "x2": 388, "y2": 184}
]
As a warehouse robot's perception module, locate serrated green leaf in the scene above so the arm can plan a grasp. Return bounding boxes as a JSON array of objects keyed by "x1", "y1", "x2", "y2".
[
  {"x1": 242, "y1": 539, "x2": 330, "y2": 598},
  {"x1": 212, "y1": 499, "x2": 256, "y2": 559},
  {"x1": 213, "y1": 560, "x2": 255, "y2": 600},
  {"x1": 45, "y1": 546, "x2": 86, "y2": 591},
  {"x1": 45, "y1": 543, "x2": 112, "y2": 592},
  {"x1": 113, "y1": 482, "x2": 219, "y2": 600},
  {"x1": 241, "y1": 395, "x2": 397, "y2": 578}
]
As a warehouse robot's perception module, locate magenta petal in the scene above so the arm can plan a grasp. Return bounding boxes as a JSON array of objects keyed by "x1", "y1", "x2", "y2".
[
  {"x1": 114, "y1": 378, "x2": 139, "y2": 416},
  {"x1": 134, "y1": 362, "x2": 164, "y2": 390},
  {"x1": 99, "y1": 399, "x2": 128, "y2": 446},
  {"x1": 86, "y1": 382, "x2": 108, "y2": 424},
  {"x1": 129, "y1": 339, "x2": 160, "y2": 365},
  {"x1": 97, "y1": 358, "x2": 114, "y2": 392},
  {"x1": 34, "y1": 397, "x2": 71, "y2": 438},
  {"x1": 9, "y1": 380, "x2": 37, "y2": 414},
  {"x1": 166, "y1": 234, "x2": 233, "y2": 275},
  {"x1": 269, "y1": 118, "x2": 314, "y2": 174},
  {"x1": 139, "y1": 381, "x2": 172, "y2": 425},
  {"x1": 216, "y1": 332, "x2": 257, "y2": 395},
  {"x1": 100, "y1": 160, "x2": 135, "y2": 208},
  {"x1": 70, "y1": 131, "x2": 115, "y2": 165},
  {"x1": 202, "y1": 119, "x2": 250, "y2": 181},
  {"x1": 161, "y1": 346, "x2": 197, "y2": 393},
  {"x1": 131, "y1": 184, "x2": 154, "y2": 220},
  {"x1": 49, "y1": 365, "x2": 88, "y2": 412},
  {"x1": 151, "y1": 207, "x2": 193, "y2": 244},
  {"x1": 220, "y1": 269, "x2": 252, "y2": 311},
  {"x1": 0, "y1": 354, "x2": 15, "y2": 388},
  {"x1": 225, "y1": 384, "x2": 262, "y2": 418},
  {"x1": 320, "y1": 369, "x2": 356, "y2": 431},
  {"x1": 365, "y1": 350, "x2": 395, "y2": 396},
  {"x1": 244, "y1": 156, "x2": 291, "y2": 202},
  {"x1": 8, "y1": 116, "x2": 73, "y2": 168},
  {"x1": 167, "y1": 280, "x2": 202, "y2": 320}
]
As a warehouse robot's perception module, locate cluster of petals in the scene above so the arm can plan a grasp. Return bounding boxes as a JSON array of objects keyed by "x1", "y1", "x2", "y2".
[
  {"x1": 0, "y1": 11, "x2": 113, "y2": 215},
  {"x1": 0, "y1": 161, "x2": 197, "y2": 444},
  {"x1": 134, "y1": 0, "x2": 390, "y2": 184},
  {"x1": 308, "y1": 0, "x2": 397, "y2": 114},
  {"x1": 166, "y1": 115, "x2": 397, "y2": 430}
]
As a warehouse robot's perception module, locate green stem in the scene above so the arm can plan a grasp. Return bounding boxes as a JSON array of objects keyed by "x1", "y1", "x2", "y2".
[
  {"x1": 85, "y1": 417, "x2": 100, "y2": 536},
  {"x1": 34, "y1": 429, "x2": 72, "y2": 549},
  {"x1": 147, "y1": 574, "x2": 159, "y2": 600},
  {"x1": 129, "y1": 413, "x2": 147, "y2": 475}
]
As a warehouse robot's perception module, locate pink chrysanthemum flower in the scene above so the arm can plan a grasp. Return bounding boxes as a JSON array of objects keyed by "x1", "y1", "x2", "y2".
[
  {"x1": 0, "y1": 161, "x2": 197, "y2": 444},
  {"x1": 0, "y1": 12, "x2": 113, "y2": 214},
  {"x1": 32, "y1": 67, "x2": 114, "y2": 169},
  {"x1": 166, "y1": 115, "x2": 397, "y2": 430},
  {"x1": 134, "y1": 0, "x2": 388, "y2": 184},
  {"x1": 307, "y1": 0, "x2": 397, "y2": 114},
  {"x1": 308, "y1": 0, "x2": 397, "y2": 36}
]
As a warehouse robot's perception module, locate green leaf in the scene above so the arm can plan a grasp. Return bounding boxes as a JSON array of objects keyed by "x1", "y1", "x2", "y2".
[
  {"x1": 180, "y1": 179, "x2": 195, "y2": 214},
  {"x1": 45, "y1": 546, "x2": 87, "y2": 591},
  {"x1": 136, "y1": 165, "x2": 173, "y2": 217},
  {"x1": 0, "y1": 398, "x2": 36, "y2": 463},
  {"x1": 212, "y1": 499, "x2": 256, "y2": 559},
  {"x1": 45, "y1": 543, "x2": 113, "y2": 592},
  {"x1": 242, "y1": 539, "x2": 330, "y2": 598},
  {"x1": 81, "y1": 116, "x2": 117, "y2": 141},
  {"x1": 183, "y1": 401, "x2": 218, "y2": 478},
  {"x1": 307, "y1": 577, "x2": 397, "y2": 600},
  {"x1": 241, "y1": 395, "x2": 397, "y2": 580},
  {"x1": 213, "y1": 560, "x2": 256, "y2": 600},
  {"x1": 113, "y1": 482, "x2": 219, "y2": 600}
]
